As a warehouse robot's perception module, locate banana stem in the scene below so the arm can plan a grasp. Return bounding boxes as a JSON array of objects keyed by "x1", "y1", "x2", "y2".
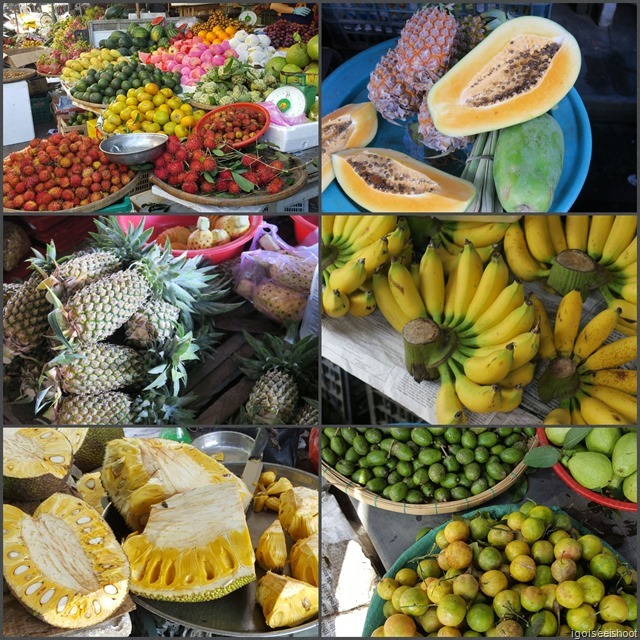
[
  {"x1": 538, "y1": 356, "x2": 581, "y2": 404},
  {"x1": 547, "y1": 249, "x2": 602, "y2": 297},
  {"x1": 462, "y1": 130, "x2": 501, "y2": 213},
  {"x1": 402, "y1": 318, "x2": 453, "y2": 382}
]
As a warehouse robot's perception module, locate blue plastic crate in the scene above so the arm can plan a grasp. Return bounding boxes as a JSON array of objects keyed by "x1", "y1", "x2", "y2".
[
  {"x1": 322, "y1": 3, "x2": 553, "y2": 52},
  {"x1": 97, "y1": 196, "x2": 132, "y2": 213}
]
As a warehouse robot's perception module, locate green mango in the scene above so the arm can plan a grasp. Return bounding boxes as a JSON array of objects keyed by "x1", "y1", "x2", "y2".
[{"x1": 493, "y1": 113, "x2": 564, "y2": 212}]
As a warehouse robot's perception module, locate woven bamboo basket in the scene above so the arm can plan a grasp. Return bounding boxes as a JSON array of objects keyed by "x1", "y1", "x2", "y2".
[
  {"x1": 322, "y1": 433, "x2": 539, "y2": 516},
  {"x1": 3, "y1": 172, "x2": 140, "y2": 213},
  {"x1": 69, "y1": 96, "x2": 107, "y2": 115},
  {"x1": 190, "y1": 98, "x2": 218, "y2": 111},
  {"x1": 149, "y1": 156, "x2": 308, "y2": 207},
  {"x1": 4, "y1": 68, "x2": 37, "y2": 83}
]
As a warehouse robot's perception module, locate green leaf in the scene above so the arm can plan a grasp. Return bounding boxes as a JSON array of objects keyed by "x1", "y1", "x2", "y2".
[
  {"x1": 203, "y1": 171, "x2": 216, "y2": 183},
  {"x1": 523, "y1": 446, "x2": 562, "y2": 468},
  {"x1": 212, "y1": 148, "x2": 225, "y2": 156},
  {"x1": 525, "y1": 612, "x2": 546, "y2": 637},
  {"x1": 231, "y1": 171, "x2": 255, "y2": 192},
  {"x1": 563, "y1": 427, "x2": 592, "y2": 450},
  {"x1": 275, "y1": 151, "x2": 289, "y2": 161}
]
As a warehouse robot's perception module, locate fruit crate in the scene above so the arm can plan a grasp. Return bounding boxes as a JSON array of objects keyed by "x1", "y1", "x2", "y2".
[
  {"x1": 30, "y1": 93, "x2": 53, "y2": 124},
  {"x1": 365, "y1": 386, "x2": 422, "y2": 425},
  {"x1": 322, "y1": 3, "x2": 552, "y2": 52},
  {"x1": 130, "y1": 169, "x2": 152, "y2": 195},
  {"x1": 57, "y1": 115, "x2": 88, "y2": 136}
]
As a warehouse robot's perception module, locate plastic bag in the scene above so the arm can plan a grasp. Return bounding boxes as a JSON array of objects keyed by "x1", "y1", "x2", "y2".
[{"x1": 233, "y1": 222, "x2": 317, "y2": 326}]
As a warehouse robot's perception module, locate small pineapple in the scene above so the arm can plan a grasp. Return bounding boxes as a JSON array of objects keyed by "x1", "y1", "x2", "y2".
[
  {"x1": 293, "y1": 402, "x2": 318, "y2": 426},
  {"x1": 3, "y1": 282, "x2": 22, "y2": 305},
  {"x1": 247, "y1": 369, "x2": 299, "y2": 425},
  {"x1": 214, "y1": 215, "x2": 250, "y2": 240},
  {"x1": 418, "y1": 99, "x2": 471, "y2": 154},
  {"x1": 52, "y1": 391, "x2": 134, "y2": 425},
  {"x1": 3, "y1": 221, "x2": 30, "y2": 272},
  {"x1": 266, "y1": 257, "x2": 315, "y2": 294},
  {"x1": 253, "y1": 281, "x2": 308, "y2": 324},
  {"x1": 188, "y1": 217, "x2": 214, "y2": 249},
  {"x1": 125, "y1": 298, "x2": 180, "y2": 348}
]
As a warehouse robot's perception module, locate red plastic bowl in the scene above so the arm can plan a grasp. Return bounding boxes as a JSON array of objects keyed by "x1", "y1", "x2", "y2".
[
  {"x1": 536, "y1": 427, "x2": 636, "y2": 512},
  {"x1": 117, "y1": 215, "x2": 262, "y2": 263},
  {"x1": 194, "y1": 102, "x2": 270, "y2": 149},
  {"x1": 291, "y1": 215, "x2": 318, "y2": 244}
]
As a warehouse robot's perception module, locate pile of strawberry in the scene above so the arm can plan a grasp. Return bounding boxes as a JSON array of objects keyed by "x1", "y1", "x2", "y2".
[
  {"x1": 152, "y1": 134, "x2": 287, "y2": 197},
  {"x1": 3, "y1": 132, "x2": 135, "y2": 212}
]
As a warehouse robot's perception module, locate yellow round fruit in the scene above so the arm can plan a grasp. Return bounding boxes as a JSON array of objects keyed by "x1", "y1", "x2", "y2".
[
  {"x1": 163, "y1": 121, "x2": 176, "y2": 135},
  {"x1": 120, "y1": 106, "x2": 133, "y2": 121},
  {"x1": 144, "y1": 109, "x2": 156, "y2": 122},
  {"x1": 144, "y1": 82, "x2": 159, "y2": 96},
  {"x1": 152, "y1": 93, "x2": 166, "y2": 106},
  {"x1": 170, "y1": 109, "x2": 184, "y2": 123},
  {"x1": 115, "y1": 94, "x2": 126, "y2": 102},
  {"x1": 132, "y1": 129, "x2": 144, "y2": 134},
  {"x1": 180, "y1": 115, "x2": 196, "y2": 128},
  {"x1": 146, "y1": 122, "x2": 161, "y2": 133},
  {"x1": 167, "y1": 97, "x2": 182, "y2": 110},
  {"x1": 154, "y1": 110, "x2": 170, "y2": 126},
  {"x1": 110, "y1": 101, "x2": 125, "y2": 115},
  {"x1": 102, "y1": 121, "x2": 116, "y2": 133},
  {"x1": 174, "y1": 123, "x2": 187, "y2": 138},
  {"x1": 136, "y1": 89, "x2": 151, "y2": 101},
  {"x1": 125, "y1": 96, "x2": 138, "y2": 106},
  {"x1": 127, "y1": 120, "x2": 142, "y2": 131},
  {"x1": 158, "y1": 103, "x2": 171, "y2": 114},
  {"x1": 138, "y1": 100, "x2": 154, "y2": 114},
  {"x1": 127, "y1": 88, "x2": 137, "y2": 98},
  {"x1": 141, "y1": 120, "x2": 152, "y2": 132},
  {"x1": 193, "y1": 109, "x2": 206, "y2": 121},
  {"x1": 130, "y1": 109, "x2": 143, "y2": 123},
  {"x1": 160, "y1": 87, "x2": 173, "y2": 98},
  {"x1": 179, "y1": 103, "x2": 193, "y2": 115},
  {"x1": 107, "y1": 114, "x2": 122, "y2": 126}
]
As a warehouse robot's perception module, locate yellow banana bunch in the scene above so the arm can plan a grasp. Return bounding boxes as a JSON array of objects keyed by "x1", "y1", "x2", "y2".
[
  {"x1": 322, "y1": 287, "x2": 349, "y2": 318},
  {"x1": 503, "y1": 216, "x2": 637, "y2": 336},
  {"x1": 451, "y1": 240, "x2": 483, "y2": 328},
  {"x1": 461, "y1": 298, "x2": 535, "y2": 348},
  {"x1": 529, "y1": 294, "x2": 557, "y2": 360},
  {"x1": 388, "y1": 257, "x2": 427, "y2": 320},
  {"x1": 435, "y1": 365, "x2": 466, "y2": 424},
  {"x1": 348, "y1": 289, "x2": 376, "y2": 318},
  {"x1": 419, "y1": 242, "x2": 445, "y2": 324},
  {"x1": 371, "y1": 272, "x2": 413, "y2": 333},
  {"x1": 538, "y1": 290, "x2": 637, "y2": 425},
  {"x1": 453, "y1": 344, "x2": 515, "y2": 385},
  {"x1": 329, "y1": 258, "x2": 367, "y2": 294}
]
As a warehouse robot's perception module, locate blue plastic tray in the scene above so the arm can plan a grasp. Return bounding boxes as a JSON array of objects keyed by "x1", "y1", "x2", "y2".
[{"x1": 322, "y1": 39, "x2": 592, "y2": 213}]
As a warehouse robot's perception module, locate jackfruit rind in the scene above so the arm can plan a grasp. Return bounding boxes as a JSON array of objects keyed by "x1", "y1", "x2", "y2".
[
  {"x1": 123, "y1": 484, "x2": 256, "y2": 602},
  {"x1": 278, "y1": 486, "x2": 319, "y2": 541},
  {"x1": 257, "y1": 571, "x2": 319, "y2": 628},
  {"x1": 290, "y1": 532, "x2": 319, "y2": 587},
  {"x1": 3, "y1": 493, "x2": 130, "y2": 629},
  {"x1": 3, "y1": 428, "x2": 73, "y2": 501},
  {"x1": 255, "y1": 519, "x2": 287, "y2": 573},
  {"x1": 76, "y1": 471, "x2": 107, "y2": 512},
  {"x1": 68, "y1": 427, "x2": 124, "y2": 472},
  {"x1": 101, "y1": 438, "x2": 251, "y2": 531},
  {"x1": 57, "y1": 428, "x2": 89, "y2": 453}
]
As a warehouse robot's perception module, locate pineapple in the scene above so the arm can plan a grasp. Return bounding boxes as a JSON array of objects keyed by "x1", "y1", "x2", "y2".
[
  {"x1": 52, "y1": 391, "x2": 134, "y2": 425},
  {"x1": 278, "y1": 486, "x2": 318, "y2": 541},
  {"x1": 214, "y1": 215, "x2": 250, "y2": 239},
  {"x1": 3, "y1": 282, "x2": 22, "y2": 304},
  {"x1": 188, "y1": 216, "x2": 214, "y2": 249},
  {"x1": 293, "y1": 402, "x2": 318, "y2": 426},
  {"x1": 266, "y1": 256, "x2": 315, "y2": 294},
  {"x1": 238, "y1": 333, "x2": 318, "y2": 426},
  {"x1": 3, "y1": 221, "x2": 30, "y2": 272},
  {"x1": 253, "y1": 281, "x2": 308, "y2": 324},
  {"x1": 418, "y1": 99, "x2": 471, "y2": 153},
  {"x1": 257, "y1": 572, "x2": 318, "y2": 629},
  {"x1": 125, "y1": 298, "x2": 181, "y2": 348},
  {"x1": 255, "y1": 519, "x2": 287, "y2": 573}
]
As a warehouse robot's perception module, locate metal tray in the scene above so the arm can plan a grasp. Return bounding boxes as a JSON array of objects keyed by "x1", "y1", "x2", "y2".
[
  {"x1": 191, "y1": 431, "x2": 255, "y2": 464},
  {"x1": 104, "y1": 463, "x2": 319, "y2": 637}
]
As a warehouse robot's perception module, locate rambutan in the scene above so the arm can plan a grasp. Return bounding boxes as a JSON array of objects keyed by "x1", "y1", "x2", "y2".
[
  {"x1": 167, "y1": 135, "x2": 181, "y2": 153},
  {"x1": 154, "y1": 166, "x2": 169, "y2": 181},
  {"x1": 181, "y1": 181, "x2": 198, "y2": 194},
  {"x1": 168, "y1": 174, "x2": 181, "y2": 186},
  {"x1": 25, "y1": 176, "x2": 40, "y2": 189},
  {"x1": 183, "y1": 170, "x2": 198, "y2": 183},
  {"x1": 167, "y1": 161, "x2": 183, "y2": 175},
  {"x1": 203, "y1": 157, "x2": 217, "y2": 172},
  {"x1": 200, "y1": 180, "x2": 215, "y2": 193},
  {"x1": 271, "y1": 159, "x2": 285, "y2": 170},
  {"x1": 242, "y1": 171, "x2": 260, "y2": 185},
  {"x1": 219, "y1": 169, "x2": 232, "y2": 180},
  {"x1": 184, "y1": 135, "x2": 202, "y2": 152},
  {"x1": 69, "y1": 175, "x2": 82, "y2": 188},
  {"x1": 216, "y1": 179, "x2": 230, "y2": 192},
  {"x1": 155, "y1": 155, "x2": 166, "y2": 168},
  {"x1": 266, "y1": 177, "x2": 284, "y2": 195},
  {"x1": 228, "y1": 182, "x2": 241, "y2": 195},
  {"x1": 241, "y1": 154, "x2": 258, "y2": 167},
  {"x1": 189, "y1": 160, "x2": 204, "y2": 174},
  {"x1": 192, "y1": 150, "x2": 206, "y2": 162},
  {"x1": 176, "y1": 148, "x2": 189, "y2": 162}
]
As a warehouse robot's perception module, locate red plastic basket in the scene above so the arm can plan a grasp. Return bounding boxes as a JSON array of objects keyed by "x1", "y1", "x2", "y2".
[
  {"x1": 536, "y1": 428, "x2": 637, "y2": 512},
  {"x1": 194, "y1": 102, "x2": 270, "y2": 149},
  {"x1": 291, "y1": 215, "x2": 318, "y2": 244},
  {"x1": 117, "y1": 215, "x2": 262, "y2": 263}
]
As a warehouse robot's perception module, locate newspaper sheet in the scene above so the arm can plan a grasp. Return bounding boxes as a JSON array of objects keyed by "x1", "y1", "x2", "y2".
[{"x1": 322, "y1": 280, "x2": 634, "y2": 425}]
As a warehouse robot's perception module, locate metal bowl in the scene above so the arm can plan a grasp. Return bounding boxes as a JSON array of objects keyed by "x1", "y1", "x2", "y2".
[
  {"x1": 99, "y1": 133, "x2": 168, "y2": 165},
  {"x1": 191, "y1": 430, "x2": 255, "y2": 464}
]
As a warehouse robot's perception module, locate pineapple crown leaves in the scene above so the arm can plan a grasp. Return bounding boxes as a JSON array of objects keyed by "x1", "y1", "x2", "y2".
[
  {"x1": 192, "y1": 321, "x2": 225, "y2": 358},
  {"x1": 236, "y1": 331, "x2": 319, "y2": 389},
  {"x1": 88, "y1": 215, "x2": 154, "y2": 264},
  {"x1": 131, "y1": 387, "x2": 197, "y2": 425}
]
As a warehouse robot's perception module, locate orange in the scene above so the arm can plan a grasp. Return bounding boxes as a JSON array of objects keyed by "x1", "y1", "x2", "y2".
[
  {"x1": 146, "y1": 122, "x2": 161, "y2": 133},
  {"x1": 152, "y1": 93, "x2": 166, "y2": 106},
  {"x1": 167, "y1": 97, "x2": 182, "y2": 110},
  {"x1": 127, "y1": 88, "x2": 137, "y2": 98},
  {"x1": 193, "y1": 109, "x2": 206, "y2": 121},
  {"x1": 120, "y1": 106, "x2": 133, "y2": 121},
  {"x1": 125, "y1": 96, "x2": 138, "y2": 106},
  {"x1": 170, "y1": 109, "x2": 184, "y2": 123},
  {"x1": 180, "y1": 115, "x2": 196, "y2": 128},
  {"x1": 160, "y1": 87, "x2": 174, "y2": 98},
  {"x1": 174, "y1": 123, "x2": 187, "y2": 138},
  {"x1": 158, "y1": 103, "x2": 171, "y2": 114},
  {"x1": 206, "y1": 32, "x2": 214, "y2": 42},
  {"x1": 153, "y1": 110, "x2": 170, "y2": 126},
  {"x1": 110, "y1": 101, "x2": 125, "y2": 115},
  {"x1": 179, "y1": 103, "x2": 193, "y2": 115},
  {"x1": 127, "y1": 120, "x2": 142, "y2": 131},
  {"x1": 136, "y1": 90, "x2": 152, "y2": 102},
  {"x1": 163, "y1": 121, "x2": 176, "y2": 135},
  {"x1": 144, "y1": 82, "x2": 159, "y2": 96},
  {"x1": 198, "y1": 30, "x2": 207, "y2": 39},
  {"x1": 225, "y1": 25, "x2": 236, "y2": 36},
  {"x1": 138, "y1": 100, "x2": 154, "y2": 113},
  {"x1": 130, "y1": 109, "x2": 143, "y2": 123},
  {"x1": 145, "y1": 109, "x2": 157, "y2": 122},
  {"x1": 115, "y1": 94, "x2": 127, "y2": 102}
]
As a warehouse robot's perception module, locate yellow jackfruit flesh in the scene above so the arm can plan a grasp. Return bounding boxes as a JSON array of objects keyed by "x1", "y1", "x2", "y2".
[
  {"x1": 123, "y1": 484, "x2": 256, "y2": 602},
  {"x1": 266, "y1": 496, "x2": 281, "y2": 512},
  {"x1": 266, "y1": 477, "x2": 294, "y2": 496},
  {"x1": 3, "y1": 428, "x2": 73, "y2": 501},
  {"x1": 255, "y1": 519, "x2": 287, "y2": 573},
  {"x1": 257, "y1": 571, "x2": 318, "y2": 628},
  {"x1": 76, "y1": 471, "x2": 107, "y2": 512},
  {"x1": 259, "y1": 471, "x2": 276, "y2": 486},
  {"x1": 290, "y1": 532, "x2": 319, "y2": 587},
  {"x1": 100, "y1": 438, "x2": 250, "y2": 531},
  {"x1": 2, "y1": 493, "x2": 130, "y2": 629},
  {"x1": 278, "y1": 487, "x2": 319, "y2": 541}
]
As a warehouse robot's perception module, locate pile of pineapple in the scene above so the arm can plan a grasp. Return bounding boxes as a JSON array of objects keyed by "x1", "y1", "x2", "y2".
[{"x1": 2, "y1": 217, "x2": 235, "y2": 425}]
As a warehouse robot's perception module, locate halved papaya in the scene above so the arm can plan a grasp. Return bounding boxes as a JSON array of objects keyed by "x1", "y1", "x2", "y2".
[
  {"x1": 331, "y1": 148, "x2": 477, "y2": 213},
  {"x1": 428, "y1": 16, "x2": 581, "y2": 136},
  {"x1": 321, "y1": 102, "x2": 378, "y2": 192}
]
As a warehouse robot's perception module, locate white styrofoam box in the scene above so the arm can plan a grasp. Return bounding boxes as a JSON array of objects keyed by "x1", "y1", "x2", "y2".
[
  {"x1": 4, "y1": 81, "x2": 35, "y2": 145},
  {"x1": 262, "y1": 121, "x2": 318, "y2": 152},
  {"x1": 127, "y1": 13, "x2": 166, "y2": 20}
]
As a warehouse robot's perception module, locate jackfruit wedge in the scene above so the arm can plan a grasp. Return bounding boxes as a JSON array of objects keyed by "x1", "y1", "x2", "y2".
[
  {"x1": 3, "y1": 428, "x2": 73, "y2": 501},
  {"x1": 256, "y1": 519, "x2": 287, "y2": 573},
  {"x1": 257, "y1": 571, "x2": 318, "y2": 628},
  {"x1": 278, "y1": 486, "x2": 318, "y2": 541},
  {"x1": 290, "y1": 532, "x2": 319, "y2": 587},
  {"x1": 3, "y1": 493, "x2": 130, "y2": 629},
  {"x1": 123, "y1": 484, "x2": 256, "y2": 602},
  {"x1": 101, "y1": 438, "x2": 250, "y2": 531},
  {"x1": 76, "y1": 471, "x2": 107, "y2": 512}
]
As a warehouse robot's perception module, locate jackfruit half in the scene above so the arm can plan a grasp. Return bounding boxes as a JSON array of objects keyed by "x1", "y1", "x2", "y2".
[
  {"x1": 290, "y1": 532, "x2": 319, "y2": 587},
  {"x1": 278, "y1": 486, "x2": 318, "y2": 541},
  {"x1": 3, "y1": 493, "x2": 130, "y2": 629},
  {"x1": 100, "y1": 438, "x2": 250, "y2": 531},
  {"x1": 58, "y1": 427, "x2": 124, "y2": 472},
  {"x1": 3, "y1": 428, "x2": 73, "y2": 501},
  {"x1": 256, "y1": 571, "x2": 319, "y2": 628},
  {"x1": 123, "y1": 483, "x2": 256, "y2": 602}
]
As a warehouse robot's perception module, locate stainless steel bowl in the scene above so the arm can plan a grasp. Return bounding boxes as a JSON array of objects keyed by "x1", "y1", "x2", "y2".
[
  {"x1": 99, "y1": 133, "x2": 168, "y2": 165},
  {"x1": 191, "y1": 430, "x2": 255, "y2": 463}
]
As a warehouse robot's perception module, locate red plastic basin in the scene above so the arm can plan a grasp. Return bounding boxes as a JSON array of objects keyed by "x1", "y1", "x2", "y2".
[
  {"x1": 291, "y1": 215, "x2": 318, "y2": 244},
  {"x1": 194, "y1": 103, "x2": 270, "y2": 149},
  {"x1": 536, "y1": 427, "x2": 636, "y2": 512},
  {"x1": 117, "y1": 215, "x2": 262, "y2": 263}
]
